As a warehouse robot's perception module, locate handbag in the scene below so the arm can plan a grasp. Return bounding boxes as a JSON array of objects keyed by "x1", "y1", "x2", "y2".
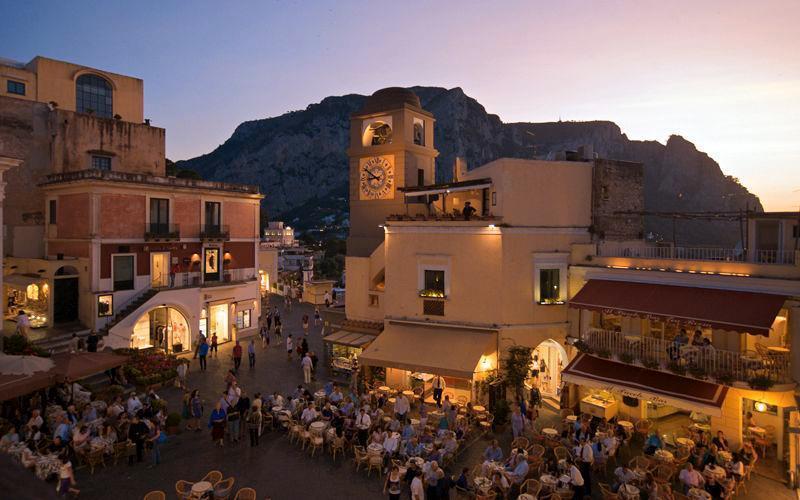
[{"x1": 157, "y1": 431, "x2": 167, "y2": 444}]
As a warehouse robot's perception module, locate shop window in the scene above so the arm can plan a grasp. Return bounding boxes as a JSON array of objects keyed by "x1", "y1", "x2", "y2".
[
  {"x1": 26, "y1": 284, "x2": 39, "y2": 301},
  {"x1": 538, "y1": 268, "x2": 562, "y2": 304},
  {"x1": 236, "y1": 309, "x2": 252, "y2": 329},
  {"x1": 204, "y1": 248, "x2": 220, "y2": 281},
  {"x1": 7, "y1": 80, "x2": 25, "y2": 95},
  {"x1": 422, "y1": 270, "x2": 445, "y2": 297},
  {"x1": 49, "y1": 200, "x2": 57, "y2": 224},
  {"x1": 97, "y1": 294, "x2": 113, "y2": 317},
  {"x1": 112, "y1": 255, "x2": 134, "y2": 291},
  {"x1": 91, "y1": 155, "x2": 112, "y2": 171}
]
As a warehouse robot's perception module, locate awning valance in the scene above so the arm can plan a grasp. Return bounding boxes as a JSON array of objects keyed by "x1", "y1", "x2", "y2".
[
  {"x1": 399, "y1": 178, "x2": 493, "y2": 198},
  {"x1": 323, "y1": 329, "x2": 376, "y2": 348},
  {"x1": 562, "y1": 353, "x2": 729, "y2": 416},
  {"x1": 358, "y1": 323, "x2": 496, "y2": 379},
  {"x1": 569, "y1": 279, "x2": 785, "y2": 336}
]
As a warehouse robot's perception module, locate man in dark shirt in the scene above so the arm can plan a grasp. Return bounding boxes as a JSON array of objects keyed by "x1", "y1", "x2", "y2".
[
  {"x1": 86, "y1": 331, "x2": 99, "y2": 352},
  {"x1": 462, "y1": 201, "x2": 477, "y2": 220},
  {"x1": 711, "y1": 430, "x2": 729, "y2": 451},
  {"x1": 128, "y1": 415, "x2": 148, "y2": 463}
]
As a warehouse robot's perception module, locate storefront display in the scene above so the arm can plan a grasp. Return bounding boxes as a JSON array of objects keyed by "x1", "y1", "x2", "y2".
[
  {"x1": 581, "y1": 390, "x2": 618, "y2": 419},
  {"x1": 130, "y1": 306, "x2": 191, "y2": 353},
  {"x1": 208, "y1": 303, "x2": 229, "y2": 342},
  {"x1": 97, "y1": 294, "x2": 113, "y2": 317},
  {"x1": 5, "y1": 276, "x2": 49, "y2": 328},
  {"x1": 322, "y1": 329, "x2": 374, "y2": 376}
]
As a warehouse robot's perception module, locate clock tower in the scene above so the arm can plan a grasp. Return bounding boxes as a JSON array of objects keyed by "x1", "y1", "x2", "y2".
[{"x1": 347, "y1": 88, "x2": 438, "y2": 257}]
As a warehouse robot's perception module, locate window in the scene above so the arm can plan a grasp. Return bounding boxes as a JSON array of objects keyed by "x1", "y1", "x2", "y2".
[
  {"x1": 539, "y1": 269, "x2": 561, "y2": 304},
  {"x1": 97, "y1": 294, "x2": 113, "y2": 317},
  {"x1": 236, "y1": 309, "x2": 252, "y2": 329},
  {"x1": 205, "y1": 201, "x2": 221, "y2": 229},
  {"x1": 422, "y1": 270, "x2": 445, "y2": 297},
  {"x1": 91, "y1": 155, "x2": 112, "y2": 171},
  {"x1": 369, "y1": 294, "x2": 380, "y2": 308},
  {"x1": 204, "y1": 248, "x2": 220, "y2": 281},
  {"x1": 76, "y1": 74, "x2": 113, "y2": 118},
  {"x1": 49, "y1": 200, "x2": 57, "y2": 224},
  {"x1": 417, "y1": 169, "x2": 425, "y2": 186},
  {"x1": 6, "y1": 80, "x2": 25, "y2": 95},
  {"x1": 413, "y1": 118, "x2": 425, "y2": 146},
  {"x1": 149, "y1": 198, "x2": 169, "y2": 233},
  {"x1": 112, "y1": 255, "x2": 134, "y2": 291}
]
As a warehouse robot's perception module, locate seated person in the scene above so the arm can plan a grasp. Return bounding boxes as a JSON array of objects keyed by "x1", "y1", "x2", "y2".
[
  {"x1": 402, "y1": 421, "x2": 416, "y2": 441},
  {"x1": 387, "y1": 418, "x2": 401, "y2": 433},
  {"x1": 0, "y1": 426, "x2": 20, "y2": 451},
  {"x1": 678, "y1": 463, "x2": 705, "y2": 493},
  {"x1": 404, "y1": 437, "x2": 423, "y2": 457},
  {"x1": 491, "y1": 471, "x2": 510, "y2": 496},
  {"x1": 383, "y1": 432, "x2": 400, "y2": 456},
  {"x1": 71, "y1": 425, "x2": 91, "y2": 453},
  {"x1": 568, "y1": 460, "x2": 585, "y2": 495},
  {"x1": 483, "y1": 440, "x2": 504, "y2": 463},
  {"x1": 20, "y1": 443, "x2": 38, "y2": 469},
  {"x1": 48, "y1": 436, "x2": 67, "y2": 457},
  {"x1": 711, "y1": 431, "x2": 729, "y2": 452},
  {"x1": 705, "y1": 476, "x2": 724, "y2": 499},
  {"x1": 442, "y1": 433, "x2": 458, "y2": 456},
  {"x1": 454, "y1": 467, "x2": 471, "y2": 491},
  {"x1": 320, "y1": 403, "x2": 334, "y2": 421},
  {"x1": 370, "y1": 428, "x2": 386, "y2": 445},
  {"x1": 728, "y1": 454, "x2": 745, "y2": 481},
  {"x1": 330, "y1": 387, "x2": 344, "y2": 404},
  {"x1": 703, "y1": 444, "x2": 720, "y2": 467},
  {"x1": 300, "y1": 403, "x2": 317, "y2": 425},
  {"x1": 740, "y1": 440, "x2": 758, "y2": 466},
  {"x1": 613, "y1": 466, "x2": 637, "y2": 491},
  {"x1": 505, "y1": 454, "x2": 529, "y2": 485},
  {"x1": 644, "y1": 430, "x2": 664, "y2": 455},
  {"x1": 82, "y1": 404, "x2": 97, "y2": 423}
]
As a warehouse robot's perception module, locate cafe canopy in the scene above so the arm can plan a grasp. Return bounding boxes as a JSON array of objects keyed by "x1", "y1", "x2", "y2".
[{"x1": 569, "y1": 279, "x2": 786, "y2": 336}]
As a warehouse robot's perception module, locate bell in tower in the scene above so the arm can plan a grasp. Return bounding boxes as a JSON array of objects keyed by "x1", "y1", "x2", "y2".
[{"x1": 346, "y1": 88, "x2": 438, "y2": 257}]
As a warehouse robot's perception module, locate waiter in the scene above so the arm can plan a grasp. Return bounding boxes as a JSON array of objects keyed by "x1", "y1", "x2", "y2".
[{"x1": 432, "y1": 375, "x2": 446, "y2": 408}]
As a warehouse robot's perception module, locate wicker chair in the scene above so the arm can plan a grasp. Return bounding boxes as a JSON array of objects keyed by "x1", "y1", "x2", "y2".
[
  {"x1": 85, "y1": 449, "x2": 106, "y2": 474},
  {"x1": 352, "y1": 446, "x2": 369, "y2": 472},
  {"x1": 528, "y1": 443, "x2": 546, "y2": 458},
  {"x1": 554, "y1": 446, "x2": 571, "y2": 462},
  {"x1": 511, "y1": 437, "x2": 529, "y2": 450},
  {"x1": 143, "y1": 492, "x2": 166, "y2": 500},
  {"x1": 233, "y1": 487, "x2": 257, "y2": 500},
  {"x1": 175, "y1": 480, "x2": 194, "y2": 500},
  {"x1": 629, "y1": 455, "x2": 653, "y2": 472},
  {"x1": 213, "y1": 478, "x2": 235, "y2": 500},
  {"x1": 112, "y1": 440, "x2": 132, "y2": 465},
  {"x1": 329, "y1": 435, "x2": 346, "y2": 461},
  {"x1": 654, "y1": 464, "x2": 674, "y2": 486},
  {"x1": 308, "y1": 431, "x2": 325, "y2": 457},
  {"x1": 599, "y1": 482, "x2": 619, "y2": 500},
  {"x1": 366, "y1": 453, "x2": 383, "y2": 477},
  {"x1": 521, "y1": 478, "x2": 541, "y2": 497},
  {"x1": 635, "y1": 419, "x2": 653, "y2": 437},
  {"x1": 202, "y1": 470, "x2": 223, "y2": 486}
]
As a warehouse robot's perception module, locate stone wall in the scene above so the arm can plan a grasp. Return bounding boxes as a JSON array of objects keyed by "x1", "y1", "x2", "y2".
[{"x1": 592, "y1": 159, "x2": 644, "y2": 241}]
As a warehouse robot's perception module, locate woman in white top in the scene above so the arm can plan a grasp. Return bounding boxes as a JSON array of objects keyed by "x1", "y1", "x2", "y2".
[{"x1": 57, "y1": 456, "x2": 79, "y2": 497}]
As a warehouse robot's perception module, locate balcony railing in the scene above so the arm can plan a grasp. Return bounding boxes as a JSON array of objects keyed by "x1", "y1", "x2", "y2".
[
  {"x1": 200, "y1": 224, "x2": 230, "y2": 241},
  {"x1": 581, "y1": 328, "x2": 791, "y2": 386},
  {"x1": 597, "y1": 244, "x2": 795, "y2": 265},
  {"x1": 144, "y1": 223, "x2": 180, "y2": 241}
]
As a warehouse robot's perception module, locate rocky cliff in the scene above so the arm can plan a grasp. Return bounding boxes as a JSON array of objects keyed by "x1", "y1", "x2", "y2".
[{"x1": 178, "y1": 86, "x2": 761, "y2": 245}]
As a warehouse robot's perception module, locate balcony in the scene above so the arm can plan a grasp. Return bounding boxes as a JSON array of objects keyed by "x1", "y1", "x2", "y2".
[
  {"x1": 200, "y1": 224, "x2": 230, "y2": 241},
  {"x1": 597, "y1": 244, "x2": 796, "y2": 265},
  {"x1": 144, "y1": 223, "x2": 180, "y2": 241},
  {"x1": 580, "y1": 328, "x2": 791, "y2": 387}
]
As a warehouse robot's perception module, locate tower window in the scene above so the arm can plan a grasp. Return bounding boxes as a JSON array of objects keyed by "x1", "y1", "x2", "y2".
[
  {"x1": 91, "y1": 155, "x2": 112, "y2": 171},
  {"x1": 6, "y1": 80, "x2": 25, "y2": 95},
  {"x1": 76, "y1": 74, "x2": 113, "y2": 118},
  {"x1": 413, "y1": 117, "x2": 425, "y2": 146},
  {"x1": 366, "y1": 122, "x2": 392, "y2": 146},
  {"x1": 49, "y1": 200, "x2": 57, "y2": 224}
]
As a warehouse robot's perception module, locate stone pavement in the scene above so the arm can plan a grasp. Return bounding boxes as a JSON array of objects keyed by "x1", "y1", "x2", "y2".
[{"x1": 70, "y1": 295, "x2": 795, "y2": 500}]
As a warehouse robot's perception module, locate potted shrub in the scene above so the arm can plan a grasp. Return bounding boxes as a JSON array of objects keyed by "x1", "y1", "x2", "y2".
[
  {"x1": 641, "y1": 357, "x2": 660, "y2": 370},
  {"x1": 619, "y1": 352, "x2": 636, "y2": 364},
  {"x1": 596, "y1": 348, "x2": 611, "y2": 359},
  {"x1": 667, "y1": 361, "x2": 687, "y2": 376},
  {"x1": 749, "y1": 376, "x2": 775, "y2": 391},
  {"x1": 492, "y1": 399, "x2": 510, "y2": 431},
  {"x1": 166, "y1": 412, "x2": 181, "y2": 435},
  {"x1": 688, "y1": 365, "x2": 708, "y2": 380},
  {"x1": 573, "y1": 340, "x2": 593, "y2": 354},
  {"x1": 716, "y1": 372, "x2": 734, "y2": 386}
]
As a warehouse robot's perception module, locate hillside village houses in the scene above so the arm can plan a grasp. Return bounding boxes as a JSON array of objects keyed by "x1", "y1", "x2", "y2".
[
  {"x1": 0, "y1": 56, "x2": 263, "y2": 353},
  {"x1": 334, "y1": 87, "x2": 800, "y2": 470}
]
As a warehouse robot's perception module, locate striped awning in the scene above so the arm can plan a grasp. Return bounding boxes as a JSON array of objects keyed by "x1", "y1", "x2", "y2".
[{"x1": 323, "y1": 329, "x2": 376, "y2": 348}]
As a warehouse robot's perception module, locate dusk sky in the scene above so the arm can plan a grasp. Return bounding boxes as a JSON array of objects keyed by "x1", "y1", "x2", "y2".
[{"x1": 4, "y1": 0, "x2": 799, "y2": 210}]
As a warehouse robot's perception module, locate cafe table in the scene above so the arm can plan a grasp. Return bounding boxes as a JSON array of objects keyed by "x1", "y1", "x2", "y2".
[
  {"x1": 402, "y1": 390, "x2": 415, "y2": 398},
  {"x1": 378, "y1": 386, "x2": 391, "y2": 393},
  {"x1": 676, "y1": 437, "x2": 695, "y2": 449},
  {"x1": 367, "y1": 443, "x2": 384, "y2": 455},
  {"x1": 542, "y1": 427, "x2": 559, "y2": 438},
  {"x1": 406, "y1": 456, "x2": 425, "y2": 468},
  {"x1": 704, "y1": 464, "x2": 726, "y2": 480},
  {"x1": 191, "y1": 481, "x2": 213, "y2": 498},
  {"x1": 565, "y1": 415, "x2": 578, "y2": 422},
  {"x1": 654, "y1": 449, "x2": 674, "y2": 462},
  {"x1": 540, "y1": 474, "x2": 558, "y2": 490},
  {"x1": 690, "y1": 422, "x2": 711, "y2": 432},
  {"x1": 748, "y1": 426, "x2": 766, "y2": 436},
  {"x1": 619, "y1": 483, "x2": 640, "y2": 499},
  {"x1": 474, "y1": 476, "x2": 492, "y2": 494},
  {"x1": 518, "y1": 495, "x2": 535, "y2": 500},
  {"x1": 718, "y1": 450, "x2": 733, "y2": 463},
  {"x1": 472, "y1": 405, "x2": 486, "y2": 413},
  {"x1": 309, "y1": 421, "x2": 327, "y2": 432},
  {"x1": 688, "y1": 487, "x2": 712, "y2": 500},
  {"x1": 617, "y1": 420, "x2": 634, "y2": 430}
]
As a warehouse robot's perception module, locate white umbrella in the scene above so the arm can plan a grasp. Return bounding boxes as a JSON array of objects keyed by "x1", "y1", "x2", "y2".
[{"x1": 0, "y1": 353, "x2": 55, "y2": 375}]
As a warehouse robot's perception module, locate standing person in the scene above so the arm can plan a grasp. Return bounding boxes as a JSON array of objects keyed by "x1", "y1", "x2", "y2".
[
  {"x1": 260, "y1": 323, "x2": 269, "y2": 349},
  {"x1": 324, "y1": 290, "x2": 331, "y2": 308},
  {"x1": 286, "y1": 335, "x2": 294, "y2": 361},
  {"x1": 86, "y1": 330, "x2": 99, "y2": 352},
  {"x1": 384, "y1": 465, "x2": 403, "y2": 500},
  {"x1": 232, "y1": 340, "x2": 243, "y2": 372},
  {"x1": 128, "y1": 414, "x2": 148, "y2": 463},
  {"x1": 309, "y1": 351, "x2": 319, "y2": 381},
  {"x1": 301, "y1": 352, "x2": 313, "y2": 385},
  {"x1": 314, "y1": 307, "x2": 321, "y2": 326},
  {"x1": 176, "y1": 360, "x2": 188, "y2": 390},
  {"x1": 198, "y1": 338, "x2": 209, "y2": 371},
  {"x1": 577, "y1": 437, "x2": 594, "y2": 496},
  {"x1": 209, "y1": 403, "x2": 226, "y2": 447},
  {"x1": 266, "y1": 308, "x2": 273, "y2": 332},
  {"x1": 394, "y1": 392, "x2": 410, "y2": 423},
  {"x1": 410, "y1": 473, "x2": 425, "y2": 500},
  {"x1": 248, "y1": 339, "x2": 256, "y2": 368},
  {"x1": 56, "y1": 455, "x2": 79, "y2": 497},
  {"x1": 15, "y1": 310, "x2": 30, "y2": 339},
  {"x1": 302, "y1": 314, "x2": 309, "y2": 336},
  {"x1": 355, "y1": 408, "x2": 371, "y2": 446},
  {"x1": 188, "y1": 390, "x2": 203, "y2": 431},
  {"x1": 432, "y1": 375, "x2": 446, "y2": 408},
  {"x1": 274, "y1": 321, "x2": 283, "y2": 343},
  {"x1": 211, "y1": 333, "x2": 218, "y2": 359},
  {"x1": 148, "y1": 422, "x2": 163, "y2": 467},
  {"x1": 511, "y1": 405, "x2": 525, "y2": 438},
  {"x1": 246, "y1": 405, "x2": 262, "y2": 447},
  {"x1": 170, "y1": 262, "x2": 179, "y2": 288}
]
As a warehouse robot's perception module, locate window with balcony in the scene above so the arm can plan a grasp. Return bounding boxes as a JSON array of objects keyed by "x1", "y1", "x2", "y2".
[
  {"x1": 49, "y1": 199, "x2": 57, "y2": 224},
  {"x1": 91, "y1": 155, "x2": 112, "y2": 171},
  {"x1": 421, "y1": 270, "x2": 446, "y2": 298},
  {"x1": 149, "y1": 198, "x2": 170, "y2": 235},
  {"x1": 112, "y1": 255, "x2": 134, "y2": 291}
]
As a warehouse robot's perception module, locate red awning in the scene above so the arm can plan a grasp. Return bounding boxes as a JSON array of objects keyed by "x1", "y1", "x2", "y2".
[
  {"x1": 562, "y1": 353, "x2": 729, "y2": 416},
  {"x1": 569, "y1": 279, "x2": 785, "y2": 336}
]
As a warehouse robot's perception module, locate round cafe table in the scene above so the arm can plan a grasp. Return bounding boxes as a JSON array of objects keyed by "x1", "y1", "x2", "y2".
[
  {"x1": 472, "y1": 405, "x2": 486, "y2": 413},
  {"x1": 540, "y1": 474, "x2": 558, "y2": 490},
  {"x1": 718, "y1": 450, "x2": 732, "y2": 463},
  {"x1": 271, "y1": 406, "x2": 282, "y2": 413},
  {"x1": 378, "y1": 386, "x2": 391, "y2": 393},
  {"x1": 691, "y1": 423, "x2": 711, "y2": 432},
  {"x1": 654, "y1": 449, "x2": 674, "y2": 462},
  {"x1": 617, "y1": 420, "x2": 634, "y2": 429},
  {"x1": 688, "y1": 487, "x2": 712, "y2": 500},
  {"x1": 191, "y1": 481, "x2": 213, "y2": 498},
  {"x1": 402, "y1": 390, "x2": 415, "y2": 398},
  {"x1": 367, "y1": 443, "x2": 384, "y2": 455},
  {"x1": 542, "y1": 427, "x2": 559, "y2": 438},
  {"x1": 310, "y1": 421, "x2": 327, "y2": 432},
  {"x1": 704, "y1": 464, "x2": 726, "y2": 480},
  {"x1": 566, "y1": 415, "x2": 578, "y2": 422},
  {"x1": 676, "y1": 437, "x2": 695, "y2": 449},
  {"x1": 474, "y1": 476, "x2": 492, "y2": 494},
  {"x1": 619, "y1": 483, "x2": 640, "y2": 499},
  {"x1": 748, "y1": 426, "x2": 766, "y2": 436}
]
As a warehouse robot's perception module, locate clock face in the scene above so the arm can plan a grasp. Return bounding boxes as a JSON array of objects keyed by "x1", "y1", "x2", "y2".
[{"x1": 359, "y1": 156, "x2": 395, "y2": 200}]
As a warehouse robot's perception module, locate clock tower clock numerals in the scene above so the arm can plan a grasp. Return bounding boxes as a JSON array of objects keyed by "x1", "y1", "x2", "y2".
[{"x1": 359, "y1": 156, "x2": 395, "y2": 200}]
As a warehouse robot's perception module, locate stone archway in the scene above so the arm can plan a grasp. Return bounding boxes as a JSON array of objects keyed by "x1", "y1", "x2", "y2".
[{"x1": 131, "y1": 304, "x2": 193, "y2": 353}]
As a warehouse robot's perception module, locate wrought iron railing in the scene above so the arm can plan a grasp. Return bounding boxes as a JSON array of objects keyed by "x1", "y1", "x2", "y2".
[{"x1": 597, "y1": 245, "x2": 795, "y2": 265}]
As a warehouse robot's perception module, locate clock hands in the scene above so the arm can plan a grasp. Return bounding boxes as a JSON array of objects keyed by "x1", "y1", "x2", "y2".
[{"x1": 362, "y1": 167, "x2": 381, "y2": 181}]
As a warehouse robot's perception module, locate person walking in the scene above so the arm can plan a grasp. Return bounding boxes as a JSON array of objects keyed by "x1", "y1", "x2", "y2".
[
  {"x1": 198, "y1": 338, "x2": 209, "y2": 371},
  {"x1": 302, "y1": 314, "x2": 309, "y2": 336},
  {"x1": 266, "y1": 308, "x2": 273, "y2": 332},
  {"x1": 232, "y1": 340, "x2": 243, "y2": 372},
  {"x1": 286, "y1": 335, "x2": 294, "y2": 361},
  {"x1": 176, "y1": 360, "x2": 188, "y2": 390},
  {"x1": 188, "y1": 390, "x2": 203, "y2": 431},
  {"x1": 147, "y1": 422, "x2": 163, "y2": 468},
  {"x1": 314, "y1": 307, "x2": 321, "y2": 326},
  {"x1": 209, "y1": 403, "x2": 226, "y2": 447},
  {"x1": 432, "y1": 375, "x2": 446, "y2": 408},
  {"x1": 128, "y1": 414, "x2": 148, "y2": 463},
  {"x1": 301, "y1": 352, "x2": 313, "y2": 384},
  {"x1": 211, "y1": 333, "x2": 218, "y2": 359},
  {"x1": 324, "y1": 290, "x2": 331, "y2": 308},
  {"x1": 260, "y1": 323, "x2": 269, "y2": 349},
  {"x1": 248, "y1": 339, "x2": 256, "y2": 368},
  {"x1": 246, "y1": 405, "x2": 262, "y2": 447}
]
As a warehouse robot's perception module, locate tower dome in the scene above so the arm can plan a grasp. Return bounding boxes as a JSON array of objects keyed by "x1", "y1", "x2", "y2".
[{"x1": 358, "y1": 87, "x2": 421, "y2": 114}]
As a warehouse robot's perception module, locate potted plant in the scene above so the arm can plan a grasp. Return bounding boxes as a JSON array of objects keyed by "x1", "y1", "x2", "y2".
[
  {"x1": 688, "y1": 365, "x2": 708, "y2": 380},
  {"x1": 641, "y1": 357, "x2": 660, "y2": 370},
  {"x1": 573, "y1": 340, "x2": 594, "y2": 354},
  {"x1": 166, "y1": 412, "x2": 182, "y2": 435},
  {"x1": 667, "y1": 360, "x2": 687, "y2": 376},
  {"x1": 596, "y1": 348, "x2": 612, "y2": 359},
  {"x1": 716, "y1": 372, "x2": 734, "y2": 386},
  {"x1": 748, "y1": 376, "x2": 775, "y2": 391},
  {"x1": 619, "y1": 352, "x2": 636, "y2": 364},
  {"x1": 492, "y1": 399, "x2": 510, "y2": 430}
]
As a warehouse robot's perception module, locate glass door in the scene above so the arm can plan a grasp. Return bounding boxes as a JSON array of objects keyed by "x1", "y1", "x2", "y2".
[
  {"x1": 151, "y1": 252, "x2": 170, "y2": 288},
  {"x1": 209, "y1": 303, "x2": 229, "y2": 342}
]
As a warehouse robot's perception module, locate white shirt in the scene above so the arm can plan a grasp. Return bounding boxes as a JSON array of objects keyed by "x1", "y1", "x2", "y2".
[
  {"x1": 679, "y1": 468, "x2": 704, "y2": 487},
  {"x1": 580, "y1": 442, "x2": 594, "y2": 464},
  {"x1": 127, "y1": 397, "x2": 142, "y2": 415},
  {"x1": 432, "y1": 377, "x2": 445, "y2": 390},
  {"x1": 410, "y1": 476, "x2": 425, "y2": 500},
  {"x1": 301, "y1": 356, "x2": 313, "y2": 369},
  {"x1": 301, "y1": 407, "x2": 317, "y2": 424},
  {"x1": 356, "y1": 412, "x2": 371, "y2": 430},
  {"x1": 569, "y1": 464, "x2": 584, "y2": 486},
  {"x1": 286, "y1": 338, "x2": 293, "y2": 350},
  {"x1": 394, "y1": 395, "x2": 410, "y2": 414},
  {"x1": 384, "y1": 434, "x2": 399, "y2": 453}
]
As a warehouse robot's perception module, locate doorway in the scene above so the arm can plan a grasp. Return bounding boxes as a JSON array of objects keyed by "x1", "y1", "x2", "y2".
[
  {"x1": 209, "y1": 303, "x2": 229, "y2": 342},
  {"x1": 53, "y1": 277, "x2": 79, "y2": 323},
  {"x1": 531, "y1": 339, "x2": 567, "y2": 400},
  {"x1": 151, "y1": 252, "x2": 170, "y2": 288}
]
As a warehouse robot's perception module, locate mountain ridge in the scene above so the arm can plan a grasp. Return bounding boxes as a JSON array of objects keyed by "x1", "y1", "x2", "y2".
[{"x1": 177, "y1": 86, "x2": 761, "y2": 245}]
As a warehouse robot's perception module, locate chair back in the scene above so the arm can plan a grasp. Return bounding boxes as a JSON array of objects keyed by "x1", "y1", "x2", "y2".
[
  {"x1": 214, "y1": 478, "x2": 235, "y2": 498},
  {"x1": 203, "y1": 470, "x2": 223, "y2": 485},
  {"x1": 233, "y1": 487, "x2": 257, "y2": 500},
  {"x1": 529, "y1": 443, "x2": 546, "y2": 457},
  {"x1": 554, "y1": 446, "x2": 570, "y2": 461},
  {"x1": 143, "y1": 491, "x2": 166, "y2": 500},
  {"x1": 521, "y1": 478, "x2": 541, "y2": 496}
]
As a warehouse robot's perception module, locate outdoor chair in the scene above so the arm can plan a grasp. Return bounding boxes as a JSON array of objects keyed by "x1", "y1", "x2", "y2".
[
  {"x1": 202, "y1": 470, "x2": 223, "y2": 485},
  {"x1": 521, "y1": 478, "x2": 541, "y2": 497},
  {"x1": 352, "y1": 446, "x2": 369, "y2": 472},
  {"x1": 233, "y1": 487, "x2": 257, "y2": 500},
  {"x1": 175, "y1": 480, "x2": 194, "y2": 500},
  {"x1": 143, "y1": 491, "x2": 166, "y2": 500},
  {"x1": 213, "y1": 478, "x2": 235, "y2": 500},
  {"x1": 599, "y1": 483, "x2": 619, "y2": 500},
  {"x1": 329, "y1": 436, "x2": 345, "y2": 461},
  {"x1": 85, "y1": 449, "x2": 106, "y2": 474},
  {"x1": 366, "y1": 453, "x2": 383, "y2": 477}
]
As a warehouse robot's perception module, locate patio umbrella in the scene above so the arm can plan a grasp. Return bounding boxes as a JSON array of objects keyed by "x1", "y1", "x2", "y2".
[
  {"x1": 0, "y1": 353, "x2": 55, "y2": 375},
  {"x1": 52, "y1": 351, "x2": 129, "y2": 382}
]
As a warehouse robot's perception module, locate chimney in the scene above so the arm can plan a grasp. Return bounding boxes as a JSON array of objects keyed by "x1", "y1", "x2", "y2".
[
  {"x1": 577, "y1": 144, "x2": 594, "y2": 160},
  {"x1": 453, "y1": 157, "x2": 468, "y2": 182}
]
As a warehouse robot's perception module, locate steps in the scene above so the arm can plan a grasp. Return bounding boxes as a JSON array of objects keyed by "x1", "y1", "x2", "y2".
[
  {"x1": 99, "y1": 288, "x2": 159, "y2": 337},
  {"x1": 33, "y1": 327, "x2": 92, "y2": 355}
]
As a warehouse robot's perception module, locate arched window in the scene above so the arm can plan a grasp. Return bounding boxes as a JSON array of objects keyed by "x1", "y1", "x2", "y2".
[{"x1": 76, "y1": 74, "x2": 113, "y2": 118}]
